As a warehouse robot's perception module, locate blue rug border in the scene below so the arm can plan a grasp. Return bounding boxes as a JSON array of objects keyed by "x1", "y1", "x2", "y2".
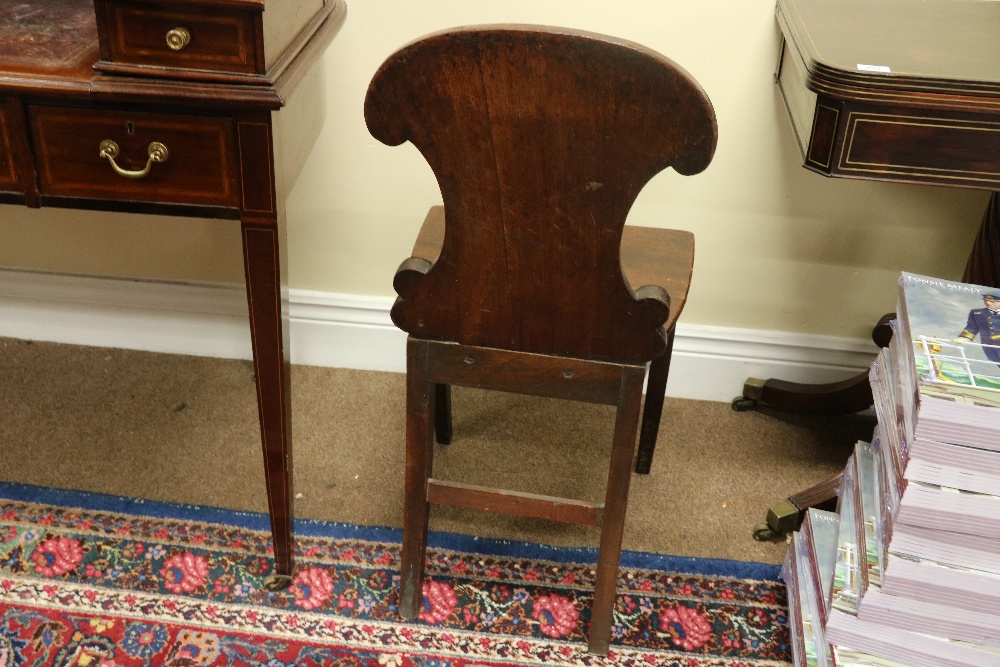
[{"x1": 0, "y1": 481, "x2": 781, "y2": 582}]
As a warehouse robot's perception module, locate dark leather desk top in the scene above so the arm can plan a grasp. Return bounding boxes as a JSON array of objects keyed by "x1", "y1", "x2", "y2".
[{"x1": 0, "y1": 0, "x2": 96, "y2": 74}]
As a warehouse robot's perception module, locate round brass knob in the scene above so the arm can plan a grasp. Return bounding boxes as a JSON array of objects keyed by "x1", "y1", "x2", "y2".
[{"x1": 165, "y1": 27, "x2": 191, "y2": 51}]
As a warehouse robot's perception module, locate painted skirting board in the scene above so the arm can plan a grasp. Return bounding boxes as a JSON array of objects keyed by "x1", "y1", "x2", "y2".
[{"x1": 0, "y1": 269, "x2": 878, "y2": 403}]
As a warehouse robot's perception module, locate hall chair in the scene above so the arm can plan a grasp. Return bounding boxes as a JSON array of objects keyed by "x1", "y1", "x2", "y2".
[{"x1": 364, "y1": 26, "x2": 717, "y2": 655}]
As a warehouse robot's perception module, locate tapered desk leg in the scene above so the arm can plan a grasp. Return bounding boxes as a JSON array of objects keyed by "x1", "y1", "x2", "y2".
[
  {"x1": 753, "y1": 473, "x2": 841, "y2": 541},
  {"x1": 745, "y1": 315, "x2": 891, "y2": 540},
  {"x1": 242, "y1": 223, "x2": 294, "y2": 587},
  {"x1": 237, "y1": 115, "x2": 294, "y2": 588}
]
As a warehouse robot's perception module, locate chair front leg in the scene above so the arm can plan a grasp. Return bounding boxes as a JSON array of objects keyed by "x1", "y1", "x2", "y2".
[
  {"x1": 635, "y1": 325, "x2": 675, "y2": 474},
  {"x1": 400, "y1": 339, "x2": 436, "y2": 619}
]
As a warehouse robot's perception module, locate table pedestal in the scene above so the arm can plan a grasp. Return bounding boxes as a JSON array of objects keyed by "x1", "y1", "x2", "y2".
[{"x1": 749, "y1": 193, "x2": 1000, "y2": 539}]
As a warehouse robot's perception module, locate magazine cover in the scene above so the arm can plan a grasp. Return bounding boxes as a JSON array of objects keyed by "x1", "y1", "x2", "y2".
[
  {"x1": 795, "y1": 531, "x2": 833, "y2": 667},
  {"x1": 855, "y1": 440, "x2": 884, "y2": 589},
  {"x1": 831, "y1": 453, "x2": 862, "y2": 615},
  {"x1": 899, "y1": 272, "x2": 1000, "y2": 407},
  {"x1": 802, "y1": 507, "x2": 840, "y2": 627},
  {"x1": 782, "y1": 547, "x2": 809, "y2": 667}
]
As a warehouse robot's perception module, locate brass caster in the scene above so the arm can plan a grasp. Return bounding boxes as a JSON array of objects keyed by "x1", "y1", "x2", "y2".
[
  {"x1": 752, "y1": 523, "x2": 781, "y2": 542},
  {"x1": 731, "y1": 396, "x2": 757, "y2": 411},
  {"x1": 262, "y1": 573, "x2": 293, "y2": 591}
]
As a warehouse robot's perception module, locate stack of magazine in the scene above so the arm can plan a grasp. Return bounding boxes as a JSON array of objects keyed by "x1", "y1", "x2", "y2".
[{"x1": 782, "y1": 272, "x2": 1000, "y2": 667}]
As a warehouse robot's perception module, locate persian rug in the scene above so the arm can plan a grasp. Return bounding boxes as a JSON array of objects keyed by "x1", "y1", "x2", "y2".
[{"x1": 0, "y1": 482, "x2": 790, "y2": 667}]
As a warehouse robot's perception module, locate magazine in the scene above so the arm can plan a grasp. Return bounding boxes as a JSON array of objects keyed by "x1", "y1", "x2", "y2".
[
  {"x1": 831, "y1": 453, "x2": 862, "y2": 614},
  {"x1": 858, "y1": 586, "x2": 1000, "y2": 647},
  {"x1": 881, "y1": 327, "x2": 1000, "y2": 496},
  {"x1": 795, "y1": 530, "x2": 834, "y2": 667},
  {"x1": 826, "y1": 609, "x2": 1000, "y2": 667},
  {"x1": 855, "y1": 440, "x2": 884, "y2": 588},
  {"x1": 783, "y1": 543, "x2": 812, "y2": 667},
  {"x1": 802, "y1": 507, "x2": 840, "y2": 626},
  {"x1": 897, "y1": 273, "x2": 1000, "y2": 449},
  {"x1": 889, "y1": 522, "x2": 1000, "y2": 576},
  {"x1": 881, "y1": 553, "x2": 1000, "y2": 616}
]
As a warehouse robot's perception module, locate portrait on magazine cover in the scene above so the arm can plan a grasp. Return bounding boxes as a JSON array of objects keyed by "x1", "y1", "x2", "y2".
[{"x1": 901, "y1": 274, "x2": 1000, "y2": 397}]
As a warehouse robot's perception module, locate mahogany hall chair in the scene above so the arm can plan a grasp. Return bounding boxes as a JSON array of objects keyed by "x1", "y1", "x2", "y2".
[{"x1": 364, "y1": 26, "x2": 717, "y2": 655}]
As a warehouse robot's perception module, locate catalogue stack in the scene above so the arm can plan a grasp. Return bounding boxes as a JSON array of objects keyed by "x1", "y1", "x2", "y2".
[{"x1": 782, "y1": 272, "x2": 1000, "y2": 667}]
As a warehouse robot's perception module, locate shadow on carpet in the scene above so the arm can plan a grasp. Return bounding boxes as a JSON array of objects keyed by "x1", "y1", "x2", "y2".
[{"x1": 0, "y1": 482, "x2": 790, "y2": 666}]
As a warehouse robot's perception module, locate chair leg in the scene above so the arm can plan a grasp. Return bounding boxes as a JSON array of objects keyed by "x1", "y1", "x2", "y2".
[
  {"x1": 399, "y1": 339, "x2": 436, "y2": 619},
  {"x1": 635, "y1": 325, "x2": 675, "y2": 474},
  {"x1": 433, "y1": 383, "x2": 452, "y2": 445},
  {"x1": 589, "y1": 366, "x2": 645, "y2": 656}
]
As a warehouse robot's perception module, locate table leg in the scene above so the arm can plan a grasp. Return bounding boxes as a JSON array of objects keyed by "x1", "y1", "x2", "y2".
[
  {"x1": 235, "y1": 114, "x2": 295, "y2": 587},
  {"x1": 746, "y1": 195, "x2": 1000, "y2": 539},
  {"x1": 733, "y1": 314, "x2": 893, "y2": 414},
  {"x1": 242, "y1": 222, "x2": 294, "y2": 588},
  {"x1": 740, "y1": 191, "x2": 1000, "y2": 415},
  {"x1": 735, "y1": 372, "x2": 873, "y2": 415},
  {"x1": 753, "y1": 472, "x2": 842, "y2": 540}
]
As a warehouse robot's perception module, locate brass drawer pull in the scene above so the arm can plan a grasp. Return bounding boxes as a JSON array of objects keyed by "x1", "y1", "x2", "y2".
[
  {"x1": 166, "y1": 27, "x2": 191, "y2": 51},
  {"x1": 99, "y1": 140, "x2": 169, "y2": 179}
]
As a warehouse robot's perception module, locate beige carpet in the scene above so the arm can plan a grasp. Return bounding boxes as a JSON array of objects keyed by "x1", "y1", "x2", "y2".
[{"x1": 0, "y1": 336, "x2": 873, "y2": 565}]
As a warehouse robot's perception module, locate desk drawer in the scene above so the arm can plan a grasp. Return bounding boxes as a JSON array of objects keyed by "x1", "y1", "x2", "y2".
[
  {"x1": 836, "y1": 108, "x2": 1000, "y2": 188},
  {"x1": 30, "y1": 106, "x2": 239, "y2": 207},
  {"x1": 97, "y1": 1, "x2": 260, "y2": 76}
]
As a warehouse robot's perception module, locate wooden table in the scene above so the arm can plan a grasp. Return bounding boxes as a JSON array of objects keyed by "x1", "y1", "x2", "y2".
[
  {"x1": 0, "y1": 0, "x2": 347, "y2": 587},
  {"x1": 741, "y1": 0, "x2": 1000, "y2": 415},
  {"x1": 748, "y1": 0, "x2": 1000, "y2": 536}
]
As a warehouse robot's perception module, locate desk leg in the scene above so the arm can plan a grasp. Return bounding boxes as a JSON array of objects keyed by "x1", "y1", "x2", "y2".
[
  {"x1": 733, "y1": 314, "x2": 892, "y2": 414},
  {"x1": 242, "y1": 223, "x2": 294, "y2": 587},
  {"x1": 237, "y1": 114, "x2": 295, "y2": 587},
  {"x1": 737, "y1": 193, "x2": 1000, "y2": 413},
  {"x1": 754, "y1": 200, "x2": 997, "y2": 407},
  {"x1": 738, "y1": 312, "x2": 893, "y2": 539}
]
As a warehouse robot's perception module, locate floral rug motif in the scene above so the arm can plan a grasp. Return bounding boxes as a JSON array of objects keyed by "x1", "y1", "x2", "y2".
[{"x1": 0, "y1": 483, "x2": 791, "y2": 666}]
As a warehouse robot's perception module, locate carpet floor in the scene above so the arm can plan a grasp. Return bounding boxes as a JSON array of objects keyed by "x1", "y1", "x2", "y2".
[{"x1": 0, "y1": 482, "x2": 792, "y2": 666}]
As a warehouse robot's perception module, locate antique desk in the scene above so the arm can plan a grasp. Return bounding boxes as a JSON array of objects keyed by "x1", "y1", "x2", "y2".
[
  {"x1": 749, "y1": 0, "x2": 1000, "y2": 536},
  {"x1": 0, "y1": 0, "x2": 347, "y2": 586}
]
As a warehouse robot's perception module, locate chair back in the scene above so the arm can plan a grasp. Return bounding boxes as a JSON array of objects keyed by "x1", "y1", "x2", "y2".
[{"x1": 365, "y1": 26, "x2": 717, "y2": 363}]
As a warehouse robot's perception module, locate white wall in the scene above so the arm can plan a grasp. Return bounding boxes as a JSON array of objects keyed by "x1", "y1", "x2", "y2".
[{"x1": 0, "y1": 0, "x2": 990, "y2": 345}]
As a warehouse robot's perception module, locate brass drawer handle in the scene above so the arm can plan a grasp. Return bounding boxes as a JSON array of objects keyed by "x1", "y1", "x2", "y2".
[
  {"x1": 99, "y1": 140, "x2": 169, "y2": 179},
  {"x1": 166, "y1": 27, "x2": 191, "y2": 51}
]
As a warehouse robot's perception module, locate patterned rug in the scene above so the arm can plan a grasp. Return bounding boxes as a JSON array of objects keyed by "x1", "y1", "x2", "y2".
[{"x1": 0, "y1": 482, "x2": 790, "y2": 667}]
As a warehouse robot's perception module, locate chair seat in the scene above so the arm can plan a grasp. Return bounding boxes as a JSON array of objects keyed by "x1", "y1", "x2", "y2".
[{"x1": 411, "y1": 206, "x2": 694, "y2": 335}]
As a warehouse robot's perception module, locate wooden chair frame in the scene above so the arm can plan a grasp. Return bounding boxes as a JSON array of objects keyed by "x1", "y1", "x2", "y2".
[
  {"x1": 402, "y1": 338, "x2": 646, "y2": 654},
  {"x1": 365, "y1": 25, "x2": 717, "y2": 655}
]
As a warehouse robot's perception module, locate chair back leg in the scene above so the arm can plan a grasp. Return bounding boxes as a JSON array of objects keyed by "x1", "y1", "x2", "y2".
[
  {"x1": 635, "y1": 324, "x2": 676, "y2": 474},
  {"x1": 399, "y1": 340, "x2": 437, "y2": 619},
  {"x1": 433, "y1": 383, "x2": 453, "y2": 444}
]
